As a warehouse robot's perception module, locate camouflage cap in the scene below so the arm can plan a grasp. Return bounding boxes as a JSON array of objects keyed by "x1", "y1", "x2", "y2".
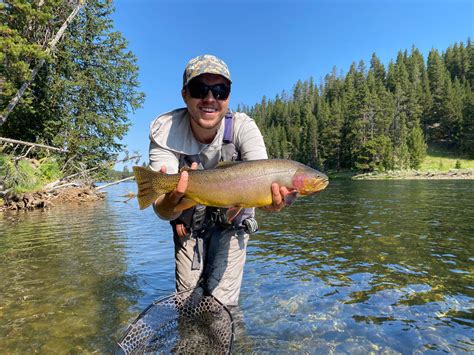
[{"x1": 183, "y1": 54, "x2": 231, "y2": 87}]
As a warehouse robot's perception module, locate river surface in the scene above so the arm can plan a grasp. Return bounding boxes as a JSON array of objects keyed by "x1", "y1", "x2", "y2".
[{"x1": 0, "y1": 180, "x2": 473, "y2": 353}]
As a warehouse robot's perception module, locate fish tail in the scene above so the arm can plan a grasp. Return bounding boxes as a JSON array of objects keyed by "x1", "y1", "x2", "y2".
[{"x1": 133, "y1": 166, "x2": 168, "y2": 210}]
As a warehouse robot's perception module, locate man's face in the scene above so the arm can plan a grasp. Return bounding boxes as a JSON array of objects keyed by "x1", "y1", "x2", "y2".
[{"x1": 182, "y1": 73, "x2": 230, "y2": 138}]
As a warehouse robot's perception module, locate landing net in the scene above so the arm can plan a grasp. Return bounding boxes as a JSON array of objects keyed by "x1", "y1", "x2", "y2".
[{"x1": 117, "y1": 287, "x2": 234, "y2": 354}]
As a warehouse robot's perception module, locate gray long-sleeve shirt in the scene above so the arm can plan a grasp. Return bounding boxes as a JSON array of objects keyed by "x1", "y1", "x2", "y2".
[{"x1": 149, "y1": 108, "x2": 268, "y2": 172}]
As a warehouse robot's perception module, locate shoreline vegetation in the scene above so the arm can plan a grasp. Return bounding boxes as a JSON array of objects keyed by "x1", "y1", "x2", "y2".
[{"x1": 2, "y1": 150, "x2": 473, "y2": 212}]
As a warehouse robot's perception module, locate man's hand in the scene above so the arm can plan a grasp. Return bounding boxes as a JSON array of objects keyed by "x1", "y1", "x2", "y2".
[
  {"x1": 260, "y1": 183, "x2": 291, "y2": 212},
  {"x1": 153, "y1": 162, "x2": 198, "y2": 220}
]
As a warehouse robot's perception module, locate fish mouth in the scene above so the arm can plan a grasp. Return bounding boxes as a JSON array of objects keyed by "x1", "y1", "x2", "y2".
[
  {"x1": 318, "y1": 177, "x2": 329, "y2": 190},
  {"x1": 301, "y1": 177, "x2": 329, "y2": 195}
]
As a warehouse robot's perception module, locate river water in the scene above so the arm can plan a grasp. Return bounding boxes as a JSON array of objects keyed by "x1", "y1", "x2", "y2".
[{"x1": 0, "y1": 180, "x2": 473, "y2": 353}]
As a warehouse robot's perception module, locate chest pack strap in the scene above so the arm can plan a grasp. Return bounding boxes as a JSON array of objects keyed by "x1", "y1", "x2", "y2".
[{"x1": 223, "y1": 112, "x2": 233, "y2": 143}]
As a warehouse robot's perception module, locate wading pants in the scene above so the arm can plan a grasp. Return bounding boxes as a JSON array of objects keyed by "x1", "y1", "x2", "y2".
[{"x1": 173, "y1": 226, "x2": 249, "y2": 306}]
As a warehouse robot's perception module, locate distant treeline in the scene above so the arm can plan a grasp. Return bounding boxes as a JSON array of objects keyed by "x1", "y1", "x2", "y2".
[{"x1": 239, "y1": 40, "x2": 473, "y2": 172}]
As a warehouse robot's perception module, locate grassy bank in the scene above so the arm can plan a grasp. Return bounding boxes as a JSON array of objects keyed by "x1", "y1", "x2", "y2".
[
  {"x1": 419, "y1": 145, "x2": 474, "y2": 171},
  {"x1": 328, "y1": 145, "x2": 474, "y2": 180}
]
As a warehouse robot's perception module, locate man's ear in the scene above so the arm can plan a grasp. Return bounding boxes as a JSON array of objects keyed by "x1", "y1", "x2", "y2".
[{"x1": 181, "y1": 88, "x2": 187, "y2": 103}]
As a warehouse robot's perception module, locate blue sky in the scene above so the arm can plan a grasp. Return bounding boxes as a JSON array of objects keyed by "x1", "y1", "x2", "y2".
[{"x1": 111, "y1": 0, "x2": 473, "y2": 169}]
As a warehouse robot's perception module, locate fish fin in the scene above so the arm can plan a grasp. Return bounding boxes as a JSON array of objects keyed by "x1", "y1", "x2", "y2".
[
  {"x1": 284, "y1": 191, "x2": 299, "y2": 207},
  {"x1": 133, "y1": 166, "x2": 162, "y2": 210},
  {"x1": 173, "y1": 198, "x2": 198, "y2": 212},
  {"x1": 226, "y1": 207, "x2": 243, "y2": 222},
  {"x1": 215, "y1": 161, "x2": 242, "y2": 169}
]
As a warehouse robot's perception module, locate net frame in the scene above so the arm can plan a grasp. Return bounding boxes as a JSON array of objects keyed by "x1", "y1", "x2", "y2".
[{"x1": 117, "y1": 287, "x2": 235, "y2": 354}]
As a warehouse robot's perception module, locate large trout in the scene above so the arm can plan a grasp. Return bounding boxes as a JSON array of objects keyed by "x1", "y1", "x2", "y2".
[{"x1": 133, "y1": 159, "x2": 329, "y2": 211}]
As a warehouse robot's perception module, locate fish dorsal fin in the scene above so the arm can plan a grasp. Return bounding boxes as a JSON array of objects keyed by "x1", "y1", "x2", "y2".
[{"x1": 215, "y1": 161, "x2": 242, "y2": 169}]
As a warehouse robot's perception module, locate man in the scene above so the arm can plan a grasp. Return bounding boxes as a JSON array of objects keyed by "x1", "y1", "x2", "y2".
[{"x1": 148, "y1": 54, "x2": 290, "y2": 306}]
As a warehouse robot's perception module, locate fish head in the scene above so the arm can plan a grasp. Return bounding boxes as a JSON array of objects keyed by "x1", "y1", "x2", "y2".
[{"x1": 291, "y1": 166, "x2": 329, "y2": 195}]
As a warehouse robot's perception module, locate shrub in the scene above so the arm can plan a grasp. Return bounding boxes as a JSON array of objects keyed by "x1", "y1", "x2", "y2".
[
  {"x1": 0, "y1": 154, "x2": 63, "y2": 193},
  {"x1": 0, "y1": 155, "x2": 40, "y2": 193},
  {"x1": 38, "y1": 158, "x2": 62, "y2": 183}
]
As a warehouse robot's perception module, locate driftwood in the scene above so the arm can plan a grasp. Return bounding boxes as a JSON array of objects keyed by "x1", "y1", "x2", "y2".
[
  {"x1": 95, "y1": 176, "x2": 134, "y2": 191},
  {"x1": 44, "y1": 154, "x2": 141, "y2": 191},
  {"x1": 47, "y1": 182, "x2": 82, "y2": 191}
]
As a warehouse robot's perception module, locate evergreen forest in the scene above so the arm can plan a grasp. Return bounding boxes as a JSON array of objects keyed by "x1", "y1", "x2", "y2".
[{"x1": 240, "y1": 40, "x2": 473, "y2": 172}]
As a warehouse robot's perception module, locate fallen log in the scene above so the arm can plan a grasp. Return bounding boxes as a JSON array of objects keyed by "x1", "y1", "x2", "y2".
[{"x1": 0, "y1": 137, "x2": 66, "y2": 153}]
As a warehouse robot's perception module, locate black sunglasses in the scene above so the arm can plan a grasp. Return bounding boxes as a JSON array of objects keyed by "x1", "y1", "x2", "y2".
[{"x1": 187, "y1": 80, "x2": 231, "y2": 100}]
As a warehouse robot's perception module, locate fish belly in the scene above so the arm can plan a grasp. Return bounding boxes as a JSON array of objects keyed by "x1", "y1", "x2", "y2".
[{"x1": 187, "y1": 174, "x2": 274, "y2": 208}]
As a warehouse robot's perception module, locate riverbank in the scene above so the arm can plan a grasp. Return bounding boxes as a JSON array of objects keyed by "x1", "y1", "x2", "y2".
[
  {"x1": 0, "y1": 185, "x2": 106, "y2": 212},
  {"x1": 352, "y1": 168, "x2": 474, "y2": 180}
]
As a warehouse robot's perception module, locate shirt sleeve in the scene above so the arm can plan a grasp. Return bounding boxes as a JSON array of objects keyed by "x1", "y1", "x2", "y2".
[
  {"x1": 149, "y1": 140, "x2": 180, "y2": 174},
  {"x1": 236, "y1": 117, "x2": 268, "y2": 161}
]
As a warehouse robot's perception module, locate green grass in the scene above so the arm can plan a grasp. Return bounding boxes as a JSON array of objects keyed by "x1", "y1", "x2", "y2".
[{"x1": 419, "y1": 145, "x2": 474, "y2": 172}]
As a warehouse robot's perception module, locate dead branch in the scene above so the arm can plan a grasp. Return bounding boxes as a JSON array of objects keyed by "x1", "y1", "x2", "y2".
[
  {"x1": 14, "y1": 145, "x2": 35, "y2": 161},
  {"x1": 44, "y1": 154, "x2": 141, "y2": 190},
  {"x1": 0, "y1": 137, "x2": 66, "y2": 153},
  {"x1": 95, "y1": 176, "x2": 135, "y2": 191}
]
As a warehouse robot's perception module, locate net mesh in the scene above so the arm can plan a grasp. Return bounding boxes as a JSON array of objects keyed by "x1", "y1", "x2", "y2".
[{"x1": 117, "y1": 287, "x2": 234, "y2": 354}]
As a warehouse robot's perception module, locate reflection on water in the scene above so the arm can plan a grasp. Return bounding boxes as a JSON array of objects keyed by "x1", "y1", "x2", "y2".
[{"x1": 0, "y1": 180, "x2": 473, "y2": 353}]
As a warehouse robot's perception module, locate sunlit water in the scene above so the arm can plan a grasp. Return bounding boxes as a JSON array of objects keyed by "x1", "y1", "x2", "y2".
[{"x1": 0, "y1": 180, "x2": 472, "y2": 353}]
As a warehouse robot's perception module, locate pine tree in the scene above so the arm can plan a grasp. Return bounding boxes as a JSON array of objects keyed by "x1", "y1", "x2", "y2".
[
  {"x1": 340, "y1": 63, "x2": 358, "y2": 168},
  {"x1": 441, "y1": 77, "x2": 465, "y2": 146},
  {"x1": 391, "y1": 84, "x2": 410, "y2": 169},
  {"x1": 427, "y1": 49, "x2": 449, "y2": 140},
  {"x1": 460, "y1": 87, "x2": 474, "y2": 157},
  {"x1": 370, "y1": 53, "x2": 386, "y2": 84},
  {"x1": 467, "y1": 38, "x2": 474, "y2": 88},
  {"x1": 44, "y1": 0, "x2": 144, "y2": 167},
  {"x1": 407, "y1": 123, "x2": 427, "y2": 169},
  {"x1": 299, "y1": 100, "x2": 319, "y2": 167}
]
